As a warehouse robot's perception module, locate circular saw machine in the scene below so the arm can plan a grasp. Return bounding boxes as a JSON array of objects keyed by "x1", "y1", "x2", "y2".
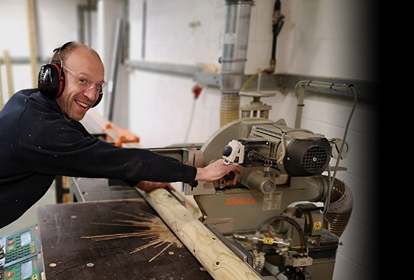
[{"x1": 183, "y1": 117, "x2": 351, "y2": 280}]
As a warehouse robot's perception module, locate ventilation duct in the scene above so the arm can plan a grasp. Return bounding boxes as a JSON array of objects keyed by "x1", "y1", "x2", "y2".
[{"x1": 220, "y1": 0, "x2": 254, "y2": 126}]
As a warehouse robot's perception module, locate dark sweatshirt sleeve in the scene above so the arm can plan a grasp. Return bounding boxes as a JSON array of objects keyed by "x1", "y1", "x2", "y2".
[{"x1": 17, "y1": 98, "x2": 197, "y2": 184}]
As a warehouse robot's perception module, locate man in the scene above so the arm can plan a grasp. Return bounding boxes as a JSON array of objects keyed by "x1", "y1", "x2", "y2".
[{"x1": 0, "y1": 42, "x2": 241, "y2": 228}]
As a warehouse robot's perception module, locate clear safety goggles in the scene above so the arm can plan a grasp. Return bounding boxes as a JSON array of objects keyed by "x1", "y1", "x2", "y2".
[{"x1": 62, "y1": 65, "x2": 106, "y2": 94}]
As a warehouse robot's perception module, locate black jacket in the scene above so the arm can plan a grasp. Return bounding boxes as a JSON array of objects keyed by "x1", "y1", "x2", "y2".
[{"x1": 0, "y1": 89, "x2": 196, "y2": 228}]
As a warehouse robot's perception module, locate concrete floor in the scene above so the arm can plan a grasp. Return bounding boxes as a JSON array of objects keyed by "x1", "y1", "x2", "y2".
[{"x1": 0, "y1": 182, "x2": 57, "y2": 237}]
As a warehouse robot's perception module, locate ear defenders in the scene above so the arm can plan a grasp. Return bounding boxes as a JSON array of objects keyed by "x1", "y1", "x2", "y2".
[
  {"x1": 38, "y1": 63, "x2": 65, "y2": 98},
  {"x1": 37, "y1": 42, "x2": 102, "y2": 108}
]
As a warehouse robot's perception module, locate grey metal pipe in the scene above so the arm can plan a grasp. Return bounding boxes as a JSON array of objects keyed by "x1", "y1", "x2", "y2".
[
  {"x1": 220, "y1": 0, "x2": 254, "y2": 126},
  {"x1": 77, "y1": 5, "x2": 86, "y2": 44},
  {"x1": 294, "y1": 80, "x2": 355, "y2": 128},
  {"x1": 141, "y1": 0, "x2": 147, "y2": 59},
  {"x1": 105, "y1": 19, "x2": 126, "y2": 121}
]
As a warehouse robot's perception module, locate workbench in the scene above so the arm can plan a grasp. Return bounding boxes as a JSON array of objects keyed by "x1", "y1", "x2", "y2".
[{"x1": 38, "y1": 183, "x2": 213, "y2": 280}]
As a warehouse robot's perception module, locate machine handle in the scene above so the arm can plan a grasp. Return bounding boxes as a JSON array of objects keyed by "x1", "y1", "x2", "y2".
[
  {"x1": 189, "y1": 180, "x2": 198, "y2": 191},
  {"x1": 223, "y1": 171, "x2": 235, "y2": 181}
]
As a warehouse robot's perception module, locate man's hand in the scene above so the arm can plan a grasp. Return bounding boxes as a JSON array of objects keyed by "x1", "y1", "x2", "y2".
[
  {"x1": 195, "y1": 159, "x2": 242, "y2": 185},
  {"x1": 136, "y1": 181, "x2": 175, "y2": 192}
]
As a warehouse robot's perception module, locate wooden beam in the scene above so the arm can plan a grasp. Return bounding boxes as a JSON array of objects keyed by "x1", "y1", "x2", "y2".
[
  {"x1": 0, "y1": 59, "x2": 3, "y2": 110},
  {"x1": 26, "y1": 0, "x2": 38, "y2": 88},
  {"x1": 3, "y1": 51, "x2": 14, "y2": 99},
  {"x1": 137, "y1": 188, "x2": 262, "y2": 280}
]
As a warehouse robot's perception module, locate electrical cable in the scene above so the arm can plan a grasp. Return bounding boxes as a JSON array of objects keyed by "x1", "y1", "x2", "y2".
[
  {"x1": 266, "y1": 217, "x2": 307, "y2": 254},
  {"x1": 184, "y1": 85, "x2": 205, "y2": 143},
  {"x1": 240, "y1": 70, "x2": 264, "y2": 93},
  {"x1": 256, "y1": 215, "x2": 308, "y2": 253},
  {"x1": 248, "y1": 151, "x2": 279, "y2": 167},
  {"x1": 267, "y1": 219, "x2": 304, "y2": 254},
  {"x1": 184, "y1": 96, "x2": 197, "y2": 143},
  {"x1": 324, "y1": 165, "x2": 332, "y2": 215},
  {"x1": 327, "y1": 85, "x2": 357, "y2": 194}
]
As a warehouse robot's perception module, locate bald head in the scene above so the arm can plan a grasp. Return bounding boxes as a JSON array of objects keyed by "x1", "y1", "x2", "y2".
[{"x1": 50, "y1": 42, "x2": 102, "y2": 66}]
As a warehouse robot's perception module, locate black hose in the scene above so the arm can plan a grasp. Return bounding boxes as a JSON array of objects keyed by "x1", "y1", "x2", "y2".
[
  {"x1": 248, "y1": 151, "x2": 280, "y2": 169},
  {"x1": 271, "y1": 0, "x2": 284, "y2": 60},
  {"x1": 322, "y1": 176, "x2": 353, "y2": 237}
]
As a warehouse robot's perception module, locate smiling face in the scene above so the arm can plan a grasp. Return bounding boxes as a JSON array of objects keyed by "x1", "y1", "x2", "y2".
[{"x1": 55, "y1": 47, "x2": 105, "y2": 122}]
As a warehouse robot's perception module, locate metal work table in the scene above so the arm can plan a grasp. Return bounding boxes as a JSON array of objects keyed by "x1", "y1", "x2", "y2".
[
  {"x1": 37, "y1": 199, "x2": 213, "y2": 280},
  {"x1": 69, "y1": 177, "x2": 141, "y2": 202}
]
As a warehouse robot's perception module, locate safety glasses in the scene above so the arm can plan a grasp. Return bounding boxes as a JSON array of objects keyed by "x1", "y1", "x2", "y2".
[{"x1": 62, "y1": 65, "x2": 106, "y2": 94}]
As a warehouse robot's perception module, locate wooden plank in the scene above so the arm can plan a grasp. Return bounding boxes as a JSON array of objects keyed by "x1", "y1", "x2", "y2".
[
  {"x1": 38, "y1": 199, "x2": 213, "y2": 280},
  {"x1": 0, "y1": 58, "x2": 3, "y2": 110},
  {"x1": 26, "y1": 0, "x2": 39, "y2": 88},
  {"x1": 138, "y1": 188, "x2": 262, "y2": 280},
  {"x1": 3, "y1": 51, "x2": 14, "y2": 98}
]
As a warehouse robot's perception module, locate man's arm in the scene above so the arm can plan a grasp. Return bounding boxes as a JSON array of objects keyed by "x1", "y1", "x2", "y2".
[{"x1": 136, "y1": 159, "x2": 242, "y2": 193}]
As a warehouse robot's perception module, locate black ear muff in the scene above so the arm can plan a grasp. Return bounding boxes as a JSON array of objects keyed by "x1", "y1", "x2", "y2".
[
  {"x1": 38, "y1": 63, "x2": 65, "y2": 98},
  {"x1": 92, "y1": 93, "x2": 103, "y2": 108}
]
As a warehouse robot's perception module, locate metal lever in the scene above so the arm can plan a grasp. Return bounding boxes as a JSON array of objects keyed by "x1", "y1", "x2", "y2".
[
  {"x1": 223, "y1": 171, "x2": 235, "y2": 181},
  {"x1": 189, "y1": 180, "x2": 198, "y2": 191}
]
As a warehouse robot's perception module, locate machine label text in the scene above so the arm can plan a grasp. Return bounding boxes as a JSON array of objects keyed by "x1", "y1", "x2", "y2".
[
  {"x1": 225, "y1": 197, "x2": 257, "y2": 206},
  {"x1": 263, "y1": 191, "x2": 282, "y2": 210}
]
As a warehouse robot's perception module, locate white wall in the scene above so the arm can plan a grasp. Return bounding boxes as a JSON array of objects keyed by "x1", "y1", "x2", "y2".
[{"x1": 0, "y1": 0, "x2": 379, "y2": 279}]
